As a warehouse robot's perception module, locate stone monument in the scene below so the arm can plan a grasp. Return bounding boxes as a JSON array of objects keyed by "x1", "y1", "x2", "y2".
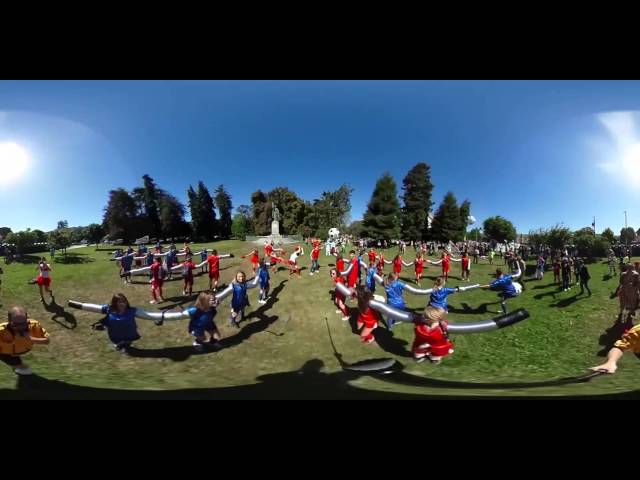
[{"x1": 272, "y1": 204, "x2": 281, "y2": 236}]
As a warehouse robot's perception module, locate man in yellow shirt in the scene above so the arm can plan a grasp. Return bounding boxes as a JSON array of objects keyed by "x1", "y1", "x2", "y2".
[{"x1": 0, "y1": 306, "x2": 50, "y2": 375}]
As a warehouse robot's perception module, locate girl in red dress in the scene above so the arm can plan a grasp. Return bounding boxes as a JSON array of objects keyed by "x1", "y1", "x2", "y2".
[
  {"x1": 242, "y1": 248, "x2": 260, "y2": 274},
  {"x1": 355, "y1": 285, "x2": 382, "y2": 344},
  {"x1": 412, "y1": 306, "x2": 454, "y2": 363},
  {"x1": 330, "y1": 268, "x2": 350, "y2": 321}
]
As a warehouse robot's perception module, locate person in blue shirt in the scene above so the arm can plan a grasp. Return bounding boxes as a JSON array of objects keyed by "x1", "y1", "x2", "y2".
[
  {"x1": 365, "y1": 261, "x2": 378, "y2": 294},
  {"x1": 145, "y1": 251, "x2": 154, "y2": 278},
  {"x1": 428, "y1": 277, "x2": 459, "y2": 312},
  {"x1": 200, "y1": 248, "x2": 208, "y2": 273},
  {"x1": 257, "y1": 259, "x2": 270, "y2": 304},
  {"x1": 480, "y1": 268, "x2": 520, "y2": 314},
  {"x1": 165, "y1": 247, "x2": 175, "y2": 280},
  {"x1": 187, "y1": 292, "x2": 222, "y2": 351},
  {"x1": 99, "y1": 293, "x2": 141, "y2": 353},
  {"x1": 383, "y1": 273, "x2": 406, "y2": 329},
  {"x1": 230, "y1": 271, "x2": 250, "y2": 328},
  {"x1": 357, "y1": 250, "x2": 365, "y2": 285},
  {"x1": 126, "y1": 245, "x2": 134, "y2": 255},
  {"x1": 121, "y1": 251, "x2": 134, "y2": 284}
]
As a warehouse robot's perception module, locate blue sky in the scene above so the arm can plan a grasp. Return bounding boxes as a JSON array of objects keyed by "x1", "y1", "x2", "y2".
[{"x1": 2, "y1": 80, "x2": 640, "y2": 235}]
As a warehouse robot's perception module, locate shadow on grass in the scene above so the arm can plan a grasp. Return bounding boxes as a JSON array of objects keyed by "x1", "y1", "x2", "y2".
[
  {"x1": 596, "y1": 315, "x2": 633, "y2": 357},
  {"x1": 53, "y1": 254, "x2": 95, "y2": 264},
  {"x1": 7, "y1": 356, "x2": 640, "y2": 399},
  {"x1": 126, "y1": 280, "x2": 287, "y2": 362},
  {"x1": 42, "y1": 297, "x2": 77, "y2": 329},
  {"x1": 447, "y1": 302, "x2": 500, "y2": 315},
  {"x1": 549, "y1": 294, "x2": 584, "y2": 308}
]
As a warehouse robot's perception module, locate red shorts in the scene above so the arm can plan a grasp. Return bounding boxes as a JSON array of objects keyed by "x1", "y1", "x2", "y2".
[
  {"x1": 251, "y1": 255, "x2": 259, "y2": 264},
  {"x1": 347, "y1": 277, "x2": 358, "y2": 288},
  {"x1": 288, "y1": 260, "x2": 296, "y2": 267},
  {"x1": 37, "y1": 276, "x2": 51, "y2": 287},
  {"x1": 415, "y1": 267, "x2": 423, "y2": 275},
  {"x1": 183, "y1": 276, "x2": 194, "y2": 285},
  {"x1": 209, "y1": 270, "x2": 219, "y2": 280},
  {"x1": 151, "y1": 278, "x2": 164, "y2": 290}
]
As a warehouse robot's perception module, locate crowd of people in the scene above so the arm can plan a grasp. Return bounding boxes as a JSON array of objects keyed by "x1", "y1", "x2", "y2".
[{"x1": 2, "y1": 235, "x2": 638, "y2": 381}]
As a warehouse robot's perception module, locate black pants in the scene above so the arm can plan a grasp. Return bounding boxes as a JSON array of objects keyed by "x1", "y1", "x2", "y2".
[
  {"x1": 579, "y1": 279, "x2": 591, "y2": 295},
  {"x1": 562, "y1": 275, "x2": 570, "y2": 290}
]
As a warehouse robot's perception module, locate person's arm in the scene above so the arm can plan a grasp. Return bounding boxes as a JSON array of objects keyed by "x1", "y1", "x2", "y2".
[
  {"x1": 383, "y1": 259, "x2": 393, "y2": 264},
  {"x1": 429, "y1": 259, "x2": 442, "y2": 265},
  {"x1": 402, "y1": 260, "x2": 414, "y2": 267}
]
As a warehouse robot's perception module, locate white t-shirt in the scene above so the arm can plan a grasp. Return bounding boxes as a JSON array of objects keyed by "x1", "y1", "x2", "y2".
[{"x1": 289, "y1": 252, "x2": 300, "y2": 263}]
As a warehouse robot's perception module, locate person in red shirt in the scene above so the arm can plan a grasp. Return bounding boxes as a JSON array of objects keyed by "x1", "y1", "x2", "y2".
[
  {"x1": 368, "y1": 248, "x2": 377, "y2": 265},
  {"x1": 182, "y1": 242, "x2": 192, "y2": 257},
  {"x1": 330, "y1": 268, "x2": 350, "y2": 321},
  {"x1": 376, "y1": 251, "x2": 386, "y2": 275},
  {"x1": 181, "y1": 255, "x2": 197, "y2": 297},
  {"x1": 264, "y1": 241, "x2": 274, "y2": 258},
  {"x1": 310, "y1": 244, "x2": 321, "y2": 275},
  {"x1": 431, "y1": 250, "x2": 458, "y2": 282},
  {"x1": 149, "y1": 256, "x2": 166, "y2": 304},
  {"x1": 355, "y1": 285, "x2": 381, "y2": 344},
  {"x1": 242, "y1": 248, "x2": 260, "y2": 274},
  {"x1": 411, "y1": 253, "x2": 426, "y2": 285},
  {"x1": 346, "y1": 250, "x2": 359, "y2": 288},
  {"x1": 412, "y1": 306, "x2": 454, "y2": 363},
  {"x1": 460, "y1": 252, "x2": 471, "y2": 282},
  {"x1": 207, "y1": 249, "x2": 222, "y2": 292},
  {"x1": 335, "y1": 252, "x2": 346, "y2": 273}
]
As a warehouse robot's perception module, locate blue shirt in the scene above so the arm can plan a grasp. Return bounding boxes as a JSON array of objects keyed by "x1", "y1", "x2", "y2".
[
  {"x1": 258, "y1": 267, "x2": 270, "y2": 288},
  {"x1": 200, "y1": 250, "x2": 208, "y2": 261},
  {"x1": 366, "y1": 267, "x2": 377, "y2": 292},
  {"x1": 232, "y1": 282, "x2": 249, "y2": 311},
  {"x1": 429, "y1": 287, "x2": 457, "y2": 310},
  {"x1": 166, "y1": 251, "x2": 175, "y2": 266},
  {"x1": 187, "y1": 306, "x2": 217, "y2": 335},
  {"x1": 490, "y1": 275, "x2": 517, "y2": 297},
  {"x1": 384, "y1": 280, "x2": 405, "y2": 309},
  {"x1": 100, "y1": 306, "x2": 140, "y2": 344},
  {"x1": 122, "y1": 254, "x2": 133, "y2": 269},
  {"x1": 139, "y1": 245, "x2": 147, "y2": 254},
  {"x1": 146, "y1": 255, "x2": 154, "y2": 266}
]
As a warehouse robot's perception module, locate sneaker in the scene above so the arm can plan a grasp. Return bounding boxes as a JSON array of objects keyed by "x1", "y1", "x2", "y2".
[
  {"x1": 14, "y1": 366, "x2": 32, "y2": 375},
  {"x1": 182, "y1": 291, "x2": 187, "y2": 296},
  {"x1": 192, "y1": 341, "x2": 204, "y2": 352},
  {"x1": 363, "y1": 336, "x2": 375, "y2": 344},
  {"x1": 336, "y1": 310, "x2": 342, "y2": 314},
  {"x1": 415, "y1": 356, "x2": 427, "y2": 363},
  {"x1": 149, "y1": 300, "x2": 157, "y2": 304},
  {"x1": 342, "y1": 316, "x2": 350, "y2": 321}
]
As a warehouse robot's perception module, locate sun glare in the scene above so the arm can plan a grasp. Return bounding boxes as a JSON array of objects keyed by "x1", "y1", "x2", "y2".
[{"x1": 0, "y1": 142, "x2": 29, "y2": 185}]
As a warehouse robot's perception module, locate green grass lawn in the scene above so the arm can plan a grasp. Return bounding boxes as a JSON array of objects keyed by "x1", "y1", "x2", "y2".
[{"x1": 0, "y1": 242, "x2": 637, "y2": 399}]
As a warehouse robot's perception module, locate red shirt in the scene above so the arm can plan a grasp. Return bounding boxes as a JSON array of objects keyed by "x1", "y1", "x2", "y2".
[
  {"x1": 393, "y1": 257, "x2": 402, "y2": 274},
  {"x1": 413, "y1": 321, "x2": 453, "y2": 357},
  {"x1": 414, "y1": 258, "x2": 424, "y2": 273},
  {"x1": 207, "y1": 255, "x2": 220, "y2": 272},
  {"x1": 359, "y1": 306, "x2": 381, "y2": 329},
  {"x1": 462, "y1": 257, "x2": 470, "y2": 269},
  {"x1": 442, "y1": 255, "x2": 451, "y2": 270},
  {"x1": 151, "y1": 262, "x2": 162, "y2": 280},
  {"x1": 377, "y1": 254, "x2": 385, "y2": 270},
  {"x1": 347, "y1": 257, "x2": 359, "y2": 285},
  {"x1": 182, "y1": 261, "x2": 196, "y2": 278},
  {"x1": 368, "y1": 251, "x2": 377, "y2": 263},
  {"x1": 336, "y1": 258, "x2": 345, "y2": 272},
  {"x1": 251, "y1": 252, "x2": 259, "y2": 263},
  {"x1": 265, "y1": 244, "x2": 274, "y2": 256},
  {"x1": 312, "y1": 247, "x2": 320, "y2": 260},
  {"x1": 334, "y1": 275, "x2": 346, "y2": 301}
]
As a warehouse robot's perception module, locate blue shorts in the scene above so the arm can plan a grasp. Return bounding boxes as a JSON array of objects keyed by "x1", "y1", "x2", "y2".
[{"x1": 189, "y1": 318, "x2": 217, "y2": 337}]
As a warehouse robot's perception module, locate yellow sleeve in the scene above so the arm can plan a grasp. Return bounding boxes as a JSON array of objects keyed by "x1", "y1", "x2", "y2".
[
  {"x1": 28, "y1": 321, "x2": 49, "y2": 339},
  {"x1": 614, "y1": 325, "x2": 640, "y2": 354}
]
